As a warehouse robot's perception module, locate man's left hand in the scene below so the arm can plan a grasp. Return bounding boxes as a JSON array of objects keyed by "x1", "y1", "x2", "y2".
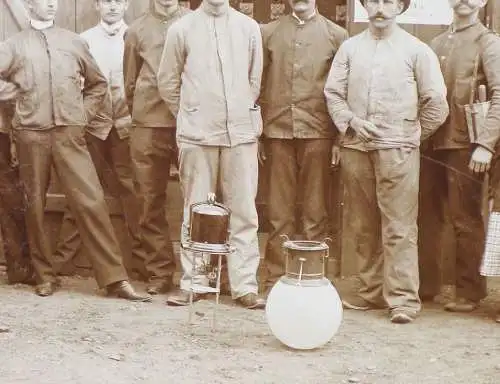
[{"x1": 469, "y1": 146, "x2": 493, "y2": 174}]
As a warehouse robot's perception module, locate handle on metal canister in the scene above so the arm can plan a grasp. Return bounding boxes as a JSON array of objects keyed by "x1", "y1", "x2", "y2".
[
  {"x1": 297, "y1": 257, "x2": 306, "y2": 284},
  {"x1": 207, "y1": 192, "x2": 216, "y2": 204},
  {"x1": 280, "y1": 234, "x2": 290, "y2": 243},
  {"x1": 324, "y1": 237, "x2": 333, "y2": 258}
]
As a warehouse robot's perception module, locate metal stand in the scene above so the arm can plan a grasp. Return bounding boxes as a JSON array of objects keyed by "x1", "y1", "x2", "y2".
[{"x1": 182, "y1": 241, "x2": 234, "y2": 330}]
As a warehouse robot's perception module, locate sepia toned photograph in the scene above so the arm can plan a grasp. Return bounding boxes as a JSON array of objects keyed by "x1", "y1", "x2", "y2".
[{"x1": 0, "y1": 0, "x2": 499, "y2": 383}]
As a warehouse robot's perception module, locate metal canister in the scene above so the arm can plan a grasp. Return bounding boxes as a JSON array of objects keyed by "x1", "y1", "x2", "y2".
[
  {"x1": 281, "y1": 235, "x2": 331, "y2": 285},
  {"x1": 189, "y1": 193, "x2": 230, "y2": 249}
]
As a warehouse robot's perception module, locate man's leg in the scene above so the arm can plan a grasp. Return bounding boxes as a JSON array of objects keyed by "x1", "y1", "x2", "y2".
[
  {"x1": 418, "y1": 148, "x2": 446, "y2": 300},
  {"x1": 299, "y1": 139, "x2": 333, "y2": 241},
  {"x1": 0, "y1": 132, "x2": 33, "y2": 284},
  {"x1": 15, "y1": 130, "x2": 56, "y2": 295},
  {"x1": 374, "y1": 147, "x2": 421, "y2": 322},
  {"x1": 264, "y1": 138, "x2": 297, "y2": 289},
  {"x1": 130, "y1": 127, "x2": 177, "y2": 293},
  {"x1": 51, "y1": 126, "x2": 150, "y2": 301},
  {"x1": 107, "y1": 128, "x2": 145, "y2": 280},
  {"x1": 442, "y1": 149, "x2": 487, "y2": 311},
  {"x1": 52, "y1": 133, "x2": 110, "y2": 273},
  {"x1": 340, "y1": 148, "x2": 385, "y2": 309},
  {"x1": 166, "y1": 143, "x2": 219, "y2": 306},
  {"x1": 220, "y1": 142, "x2": 265, "y2": 309}
]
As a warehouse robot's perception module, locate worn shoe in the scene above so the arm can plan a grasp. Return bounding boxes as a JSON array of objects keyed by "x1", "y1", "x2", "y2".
[
  {"x1": 35, "y1": 280, "x2": 60, "y2": 297},
  {"x1": 107, "y1": 280, "x2": 152, "y2": 302},
  {"x1": 166, "y1": 290, "x2": 205, "y2": 306},
  {"x1": 7, "y1": 262, "x2": 36, "y2": 286},
  {"x1": 390, "y1": 308, "x2": 416, "y2": 324},
  {"x1": 235, "y1": 293, "x2": 266, "y2": 310},
  {"x1": 342, "y1": 295, "x2": 385, "y2": 311},
  {"x1": 146, "y1": 279, "x2": 172, "y2": 295},
  {"x1": 444, "y1": 297, "x2": 478, "y2": 313}
]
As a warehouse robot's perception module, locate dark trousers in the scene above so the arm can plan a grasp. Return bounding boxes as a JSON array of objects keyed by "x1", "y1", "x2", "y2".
[
  {"x1": 0, "y1": 132, "x2": 33, "y2": 283},
  {"x1": 418, "y1": 148, "x2": 447, "y2": 298},
  {"x1": 129, "y1": 127, "x2": 177, "y2": 283},
  {"x1": 15, "y1": 126, "x2": 128, "y2": 287},
  {"x1": 264, "y1": 138, "x2": 333, "y2": 286},
  {"x1": 421, "y1": 148, "x2": 487, "y2": 302},
  {"x1": 53, "y1": 128, "x2": 143, "y2": 277}
]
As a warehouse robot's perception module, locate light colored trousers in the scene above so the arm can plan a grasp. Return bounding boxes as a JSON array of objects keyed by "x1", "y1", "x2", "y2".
[
  {"x1": 178, "y1": 142, "x2": 261, "y2": 299},
  {"x1": 341, "y1": 147, "x2": 421, "y2": 312}
]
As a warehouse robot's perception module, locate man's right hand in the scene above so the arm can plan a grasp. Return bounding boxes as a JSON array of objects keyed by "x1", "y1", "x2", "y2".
[{"x1": 350, "y1": 116, "x2": 382, "y2": 142}]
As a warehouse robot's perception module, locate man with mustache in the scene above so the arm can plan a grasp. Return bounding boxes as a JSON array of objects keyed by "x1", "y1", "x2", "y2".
[
  {"x1": 426, "y1": 0, "x2": 500, "y2": 313},
  {"x1": 0, "y1": 81, "x2": 34, "y2": 285},
  {"x1": 123, "y1": 0, "x2": 190, "y2": 295},
  {"x1": 324, "y1": 0, "x2": 449, "y2": 323},
  {"x1": 0, "y1": 0, "x2": 150, "y2": 301},
  {"x1": 158, "y1": 0, "x2": 266, "y2": 309},
  {"x1": 259, "y1": 0, "x2": 348, "y2": 293},
  {"x1": 52, "y1": 0, "x2": 143, "y2": 282}
]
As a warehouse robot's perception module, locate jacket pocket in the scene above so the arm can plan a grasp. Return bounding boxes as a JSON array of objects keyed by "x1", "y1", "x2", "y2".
[
  {"x1": 178, "y1": 105, "x2": 204, "y2": 141},
  {"x1": 249, "y1": 104, "x2": 263, "y2": 138}
]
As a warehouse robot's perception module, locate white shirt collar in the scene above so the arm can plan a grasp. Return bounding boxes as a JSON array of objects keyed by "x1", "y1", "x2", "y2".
[
  {"x1": 100, "y1": 19, "x2": 127, "y2": 36},
  {"x1": 30, "y1": 19, "x2": 55, "y2": 30},
  {"x1": 292, "y1": 9, "x2": 317, "y2": 25}
]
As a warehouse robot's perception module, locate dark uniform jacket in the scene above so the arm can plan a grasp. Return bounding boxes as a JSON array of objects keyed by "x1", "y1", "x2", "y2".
[
  {"x1": 260, "y1": 13, "x2": 348, "y2": 139},
  {"x1": 123, "y1": 3, "x2": 190, "y2": 129},
  {"x1": 0, "y1": 26, "x2": 111, "y2": 132},
  {"x1": 431, "y1": 22, "x2": 500, "y2": 152}
]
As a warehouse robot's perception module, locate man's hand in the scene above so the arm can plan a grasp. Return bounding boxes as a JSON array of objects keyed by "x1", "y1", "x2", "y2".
[
  {"x1": 350, "y1": 116, "x2": 383, "y2": 142},
  {"x1": 258, "y1": 139, "x2": 266, "y2": 165},
  {"x1": 469, "y1": 146, "x2": 493, "y2": 174},
  {"x1": 331, "y1": 144, "x2": 341, "y2": 168}
]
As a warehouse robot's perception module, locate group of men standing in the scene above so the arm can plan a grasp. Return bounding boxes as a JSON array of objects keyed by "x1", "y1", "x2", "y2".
[{"x1": 0, "y1": 0, "x2": 499, "y2": 323}]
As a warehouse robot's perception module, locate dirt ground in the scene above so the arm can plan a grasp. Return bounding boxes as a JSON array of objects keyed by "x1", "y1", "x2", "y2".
[{"x1": 1, "y1": 268, "x2": 499, "y2": 384}]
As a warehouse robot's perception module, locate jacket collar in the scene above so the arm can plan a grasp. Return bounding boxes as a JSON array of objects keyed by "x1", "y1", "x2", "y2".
[
  {"x1": 292, "y1": 8, "x2": 317, "y2": 25},
  {"x1": 150, "y1": 2, "x2": 180, "y2": 21},
  {"x1": 450, "y1": 20, "x2": 481, "y2": 33}
]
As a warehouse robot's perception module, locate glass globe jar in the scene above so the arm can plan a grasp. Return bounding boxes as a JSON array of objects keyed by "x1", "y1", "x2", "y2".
[{"x1": 265, "y1": 276, "x2": 343, "y2": 350}]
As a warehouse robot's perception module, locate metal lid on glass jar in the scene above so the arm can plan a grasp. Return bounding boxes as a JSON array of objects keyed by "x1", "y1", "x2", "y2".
[{"x1": 191, "y1": 193, "x2": 230, "y2": 217}]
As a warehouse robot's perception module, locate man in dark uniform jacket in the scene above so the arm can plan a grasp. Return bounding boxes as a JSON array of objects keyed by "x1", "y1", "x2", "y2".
[{"x1": 425, "y1": 0, "x2": 500, "y2": 312}]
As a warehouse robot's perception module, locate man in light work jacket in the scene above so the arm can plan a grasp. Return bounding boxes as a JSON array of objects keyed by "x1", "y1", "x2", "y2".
[
  {"x1": 124, "y1": 0, "x2": 190, "y2": 295},
  {"x1": 0, "y1": 81, "x2": 33, "y2": 285},
  {"x1": 158, "y1": 0, "x2": 266, "y2": 309},
  {"x1": 324, "y1": 0, "x2": 449, "y2": 323},
  {"x1": 0, "y1": 0, "x2": 150, "y2": 301},
  {"x1": 259, "y1": 0, "x2": 348, "y2": 293},
  {"x1": 52, "y1": 0, "x2": 144, "y2": 281},
  {"x1": 425, "y1": 0, "x2": 500, "y2": 313}
]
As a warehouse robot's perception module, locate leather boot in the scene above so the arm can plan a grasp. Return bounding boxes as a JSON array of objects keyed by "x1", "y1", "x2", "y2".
[{"x1": 106, "y1": 280, "x2": 152, "y2": 302}]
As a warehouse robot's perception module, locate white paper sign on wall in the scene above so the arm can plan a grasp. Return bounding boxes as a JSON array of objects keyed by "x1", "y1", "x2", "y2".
[{"x1": 353, "y1": 0, "x2": 453, "y2": 26}]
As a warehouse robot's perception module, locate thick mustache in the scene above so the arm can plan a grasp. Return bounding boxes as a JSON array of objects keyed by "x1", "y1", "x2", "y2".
[{"x1": 370, "y1": 13, "x2": 387, "y2": 20}]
